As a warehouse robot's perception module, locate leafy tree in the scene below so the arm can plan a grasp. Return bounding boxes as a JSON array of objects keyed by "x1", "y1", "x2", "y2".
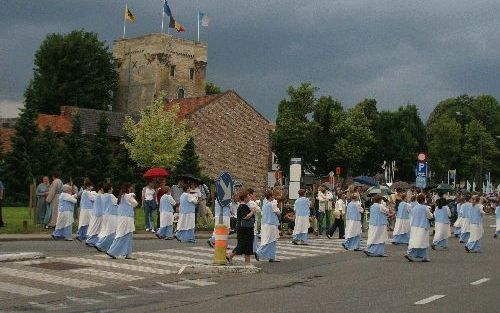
[
  {"x1": 171, "y1": 137, "x2": 202, "y2": 179},
  {"x1": 124, "y1": 93, "x2": 191, "y2": 169},
  {"x1": 33, "y1": 126, "x2": 63, "y2": 179},
  {"x1": 312, "y1": 96, "x2": 343, "y2": 176},
  {"x1": 272, "y1": 83, "x2": 317, "y2": 175},
  {"x1": 328, "y1": 106, "x2": 375, "y2": 177},
  {"x1": 462, "y1": 120, "x2": 499, "y2": 182},
  {"x1": 354, "y1": 99, "x2": 379, "y2": 175},
  {"x1": 427, "y1": 117, "x2": 461, "y2": 181},
  {"x1": 88, "y1": 114, "x2": 112, "y2": 183},
  {"x1": 109, "y1": 142, "x2": 142, "y2": 193},
  {"x1": 3, "y1": 104, "x2": 39, "y2": 200},
  {"x1": 26, "y1": 30, "x2": 118, "y2": 114},
  {"x1": 206, "y1": 81, "x2": 222, "y2": 95},
  {"x1": 61, "y1": 114, "x2": 90, "y2": 184}
]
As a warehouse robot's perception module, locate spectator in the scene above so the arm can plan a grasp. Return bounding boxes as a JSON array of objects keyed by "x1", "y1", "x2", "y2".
[
  {"x1": 198, "y1": 182, "x2": 210, "y2": 222},
  {"x1": 316, "y1": 186, "x2": 328, "y2": 235},
  {"x1": 35, "y1": 176, "x2": 50, "y2": 225},
  {"x1": 45, "y1": 172, "x2": 63, "y2": 228},
  {"x1": 281, "y1": 202, "x2": 295, "y2": 235},
  {"x1": 0, "y1": 178, "x2": 4, "y2": 227},
  {"x1": 227, "y1": 190, "x2": 255, "y2": 264},
  {"x1": 327, "y1": 192, "x2": 346, "y2": 239},
  {"x1": 156, "y1": 179, "x2": 167, "y2": 229},
  {"x1": 142, "y1": 181, "x2": 156, "y2": 232}
]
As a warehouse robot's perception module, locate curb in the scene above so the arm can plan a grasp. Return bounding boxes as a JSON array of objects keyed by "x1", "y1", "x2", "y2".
[
  {"x1": 0, "y1": 234, "x2": 215, "y2": 242},
  {"x1": 178, "y1": 264, "x2": 261, "y2": 275},
  {"x1": 0, "y1": 252, "x2": 46, "y2": 262}
]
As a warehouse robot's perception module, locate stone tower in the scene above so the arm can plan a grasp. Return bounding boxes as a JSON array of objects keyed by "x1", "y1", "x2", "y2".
[{"x1": 113, "y1": 33, "x2": 207, "y2": 115}]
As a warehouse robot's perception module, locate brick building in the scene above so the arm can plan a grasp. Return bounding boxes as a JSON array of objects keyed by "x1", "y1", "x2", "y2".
[{"x1": 113, "y1": 33, "x2": 207, "y2": 116}]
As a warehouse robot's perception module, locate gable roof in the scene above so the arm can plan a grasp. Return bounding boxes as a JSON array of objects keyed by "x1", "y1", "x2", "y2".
[
  {"x1": 61, "y1": 107, "x2": 128, "y2": 138},
  {"x1": 37, "y1": 114, "x2": 72, "y2": 134}
]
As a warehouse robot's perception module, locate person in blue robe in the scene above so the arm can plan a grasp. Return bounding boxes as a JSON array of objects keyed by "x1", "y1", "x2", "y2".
[
  {"x1": 465, "y1": 196, "x2": 485, "y2": 253},
  {"x1": 255, "y1": 191, "x2": 281, "y2": 262},
  {"x1": 107, "y1": 183, "x2": 138, "y2": 259},
  {"x1": 174, "y1": 185, "x2": 198, "y2": 243},
  {"x1": 292, "y1": 189, "x2": 311, "y2": 245},
  {"x1": 76, "y1": 179, "x2": 95, "y2": 241},
  {"x1": 453, "y1": 196, "x2": 464, "y2": 238},
  {"x1": 459, "y1": 194, "x2": 473, "y2": 243},
  {"x1": 86, "y1": 184, "x2": 104, "y2": 247},
  {"x1": 95, "y1": 184, "x2": 118, "y2": 252},
  {"x1": 343, "y1": 193, "x2": 364, "y2": 251},
  {"x1": 405, "y1": 194, "x2": 433, "y2": 262},
  {"x1": 392, "y1": 194, "x2": 411, "y2": 245},
  {"x1": 365, "y1": 195, "x2": 389, "y2": 257},
  {"x1": 157, "y1": 187, "x2": 176, "y2": 240},
  {"x1": 51, "y1": 185, "x2": 77, "y2": 241},
  {"x1": 432, "y1": 194, "x2": 451, "y2": 250}
]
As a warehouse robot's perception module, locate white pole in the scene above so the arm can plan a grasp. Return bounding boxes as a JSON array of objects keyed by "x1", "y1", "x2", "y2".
[
  {"x1": 161, "y1": 11, "x2": 164, "y2": 33},
  {"x1": 123, "y1": 3, "x2": 127, "y2": 39},
  {"x1": 197, "y1": 10, "x2": 200, "y2": 42}
]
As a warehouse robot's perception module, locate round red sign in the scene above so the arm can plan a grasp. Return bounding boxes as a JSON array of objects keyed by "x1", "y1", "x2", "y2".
[{"x1": 417, "y1": 152, "x2": 427, "y2": 161}]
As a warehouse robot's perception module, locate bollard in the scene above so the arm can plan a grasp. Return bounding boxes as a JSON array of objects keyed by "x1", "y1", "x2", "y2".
[
  {"x1": 22, "y1": 220, "x2": 29, "y2": 234},
  {"x1": 213, "y1": 224, "x2": 229, "y2": 265}
]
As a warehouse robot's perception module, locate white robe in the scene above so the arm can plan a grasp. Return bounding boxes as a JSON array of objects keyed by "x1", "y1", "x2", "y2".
[
  {"x1": 367, "y1": 225, "x2": 387, "y2": 245},
  {"x1": 56, "y1": 211, "x2": 74, "y2": 230},
  {"x1": 115, "y1": 216, "x2": 135, "y2": 238},
  {"x1": 345, "y1": 220, "x2": 362, "y2": 239},
  {"x1": 433, "y1": 223, "x2": 450, "y2": 242},
  {"x1": 160, "y1": 212, "x2": 174, "y2": 227},
  {"x1": 260, "y1": 224, "x2": 280, "y2": 246},
  {"x1": 393, "y1": 219, "x2": 410, "y2": 236},
  {"x1": 177, "y1": 213, "x2": 195, "y2": 230},
  {"x1": 78, "y1": 209, "x2": 92, "y2": 229},
  {"x1": 468, "y1": 224, "x2": 484, "y2": 242},
  {"x1": 293, "y1": 216, "x2": 310, "y2": 235},
  {"x1": 408, "y1": 227, "x2": 430, "y2": 249}
]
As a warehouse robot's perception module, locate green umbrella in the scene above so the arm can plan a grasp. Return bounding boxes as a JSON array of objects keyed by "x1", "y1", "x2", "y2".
[
  {"x1": 364, "y1": 184, "x2": 393, "y2": 196},
  {"x1": 434, "y1": 183, "x2": 455, "y2": 193}
]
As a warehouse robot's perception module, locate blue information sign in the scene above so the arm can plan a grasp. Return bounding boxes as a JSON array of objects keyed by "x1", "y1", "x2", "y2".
[
  {"x1": 416, "y1": 162, "x2": 427, "y2": 177},
  {"x1": 216, "y1": 172, "x2": 234, "y2": 208},
  {"x1": 416, "y1": 176, "x2": 427, "y2": 189}
]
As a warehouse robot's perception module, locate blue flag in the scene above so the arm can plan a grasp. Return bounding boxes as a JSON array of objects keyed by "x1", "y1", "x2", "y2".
[{"x1": 164, "y1": 0, "x2": 172, "y2": 17}]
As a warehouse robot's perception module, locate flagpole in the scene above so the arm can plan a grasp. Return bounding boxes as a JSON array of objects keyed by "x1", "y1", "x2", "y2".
[
  {"x1": 123, "y1": 3, "x2": 127, "y2": 39},
  {"x1": 197, "y1": 10, "x2": 200, "y2": 42},
  {"x1": 161, "y1": 10, "x2": 164, "y2": 33}
]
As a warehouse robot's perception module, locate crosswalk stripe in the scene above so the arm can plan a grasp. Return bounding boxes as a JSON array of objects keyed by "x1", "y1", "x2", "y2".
[
  {"x1": 278, "y1": 243, "x2": 338, "y2": 252},
  {"x1": 60, "y1": 257, "x2": 173, "y2": 275},
  {"x1": 68, "y1": 268, "x2": 144, "y2": 281},
  {"x1": 128, "y1": 286, "x2": 167, "y2": 294},
  {"x1": 276, "y1": 244, "x2": 331, "y2": 254},
  {"x1": 66, "y1": 296, "x2": 103, "y2": 305},
  {"x1": 98, "y1": 291, "x2": 136, "y2": 299},
  {"x1": 135, "y1": 252, "x2": 210, "y2": 264},
  {"x1": 157, "y1": 282, "x2": 192, "y2": 290},
  {"x1": 28, "y1": 301, "x2": 68, "y2": 311},
  {"x1": 0, "y1": 282, "x2": 54, "y2": 296},
  {"x1": 0, "y1": 267, "x2": 103, "y2": 289},
  {"x1": 271, "y1": 249, "x2": 318, "y2": 257},
  {"x1": 160, "y1": 249, "x2": 214, "y2": 258},
  {"x1": 134, "y1": 257, "x2": 195, "y2": 268},
  {"x1": 191, "y1": 246, "x2": 216, "y2": 252},
  {"x1": 179, "y1": 279, "x2": 217, "y2": 287}
]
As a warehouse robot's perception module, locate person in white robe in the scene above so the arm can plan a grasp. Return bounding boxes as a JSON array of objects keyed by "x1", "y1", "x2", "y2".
[
  {"x1": 174, "y1": 185, "x2": 198, "y2": 243},
  {"x1": 156, "y1": 186, "x2": 176, "y2": 240},
  {"x1": 76, "y1": 179, "x2": 96, "y2": 241},
  {"x1": 208, "y1": 200, "x2": 231, "y2": 247},
  {"x1": 86, "y1": 184, "x2": 104, "y2": 247},
  {"x1": 495, "y1": 202, "x2": 500, "y2": 239},
  {"x1": 107, "y1": 183, "x2": 137, "y2": 259},
  {"x1": 405, "y1": 194, "x2": 433, "y2": 262},
  {"x1": 453, "y1": 196, "x2": 464, "y2": 238},
  {"x1": 465, "y1": 195, "x2": 485, "y2": 253},
  {"x1": 392, "y1": 194, "x2": 411, "y2": 245},
  {"x1": 51, "y1": 185, "x2": 77, "y2": 241},
  {"x1": 292, "y1": 189, "x2": 311, "y2": 245},
  {"x1": 365, "y1": 195, "x2": 389, "y2": 257},
  {"x1": 343, "y1": 193, "x2": 364, "y2": 251},
  {"x1": 459, "y1": 194, "x2": 473, "y2": 243},
  {"x1": 432, "y1": 194, "x2": 451, "y2": 250},
  {"x1": 95, "y1": 184, "x2": 118, "y2": 252},
  {"x1": 255, "y1": 191, "x2": 281, "y2": 262}
]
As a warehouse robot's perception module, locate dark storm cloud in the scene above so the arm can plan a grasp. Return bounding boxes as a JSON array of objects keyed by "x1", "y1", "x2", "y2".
[{"x1": 1, "y1": 0, "x2": 500, "y2": 120}]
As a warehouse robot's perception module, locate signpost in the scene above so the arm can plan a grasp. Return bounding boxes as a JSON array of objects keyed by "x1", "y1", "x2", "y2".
[
  {"x1": 289, "y1": 157, "x2": 302, "y2": 200},
  {"x1": 416, "y1": 152, "x2": 428, "y2": 189},
  {"x1": 214, "y1": 172, "x2": 233, "y2": 265}
]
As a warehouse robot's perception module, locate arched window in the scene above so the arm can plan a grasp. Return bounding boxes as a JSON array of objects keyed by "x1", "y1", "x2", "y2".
[{"x1": 177, "y1": 88, "x2": 185, "y2": 99}]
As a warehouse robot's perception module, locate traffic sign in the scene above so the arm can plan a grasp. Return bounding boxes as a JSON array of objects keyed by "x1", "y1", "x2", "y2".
[
  {"x1": 416, "y1": 176, "x2": 427, "y2": 188},
  {"x1": 216, "y1": 172, "x2": 233, "y2": 208},
  {"x1": 335, "y1": 167, "x2": 342, "y2": 176},
  {"x1": 416, "y1": 162, "x2": 427, "y2": 177}
]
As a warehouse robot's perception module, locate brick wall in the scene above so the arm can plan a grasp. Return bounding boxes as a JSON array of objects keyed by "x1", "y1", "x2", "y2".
[{"x1": 187, "y1": 91, "x2": 272, "y2": 195}]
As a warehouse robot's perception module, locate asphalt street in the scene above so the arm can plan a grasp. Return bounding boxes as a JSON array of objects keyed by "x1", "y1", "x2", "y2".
[{"x1": 0, "y1": 216, "x2": 498, "y2": 313}]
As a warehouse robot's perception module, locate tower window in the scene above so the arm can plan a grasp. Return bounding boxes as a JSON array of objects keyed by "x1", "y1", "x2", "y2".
[
  {"x1": 170, "y1": 65, "x2": 176, "y2": 77},
  {"x1": 189, "y1": 68, "x2": 195, "y2": 80},
  {"x1": 177, "y1": 88, "x2": 185, "y2": 99}
]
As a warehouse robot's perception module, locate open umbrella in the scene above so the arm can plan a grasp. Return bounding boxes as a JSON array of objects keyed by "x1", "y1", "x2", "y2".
[
  {"x1": 143, "y1": 167, "x2": 169, "y2": 179},
  {"x1": 391, "y1": 181, "x2": 410, "y2": 190},
  {"x1": 364, "y1": 184, "x2": 393, "y2": 196},
  {"x1": 176, "y1": 174, "x2": 202, "y2": 184},
  {"x1": 353, "y1": 176, "x2": 377, "y2": 186},
  {"x1": 434, "y1": 183, "x2": 455, "y2": 193}
]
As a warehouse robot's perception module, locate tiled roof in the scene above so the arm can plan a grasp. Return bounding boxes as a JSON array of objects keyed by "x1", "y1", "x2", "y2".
[
  {"x1": 165, "y1": 93, "x2": 222, "y2": 119},
  {"x1": 60, "y1": 107, "x2": 128, "y2": 138},
  {"x1": 0, "y1": 128, "x2": 15, "y2": 153},
  {"x1": 37, "y1": 114, "x2": 72, "y2": 134}
]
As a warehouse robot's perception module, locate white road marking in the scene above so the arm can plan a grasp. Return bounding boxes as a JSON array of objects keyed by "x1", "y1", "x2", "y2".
[
  {"x1": 278, "y1": 243, "x2": 336, "y2": 252},
  {"x1": 128, "y1": 286, "x2": 167, "y2": 294},
  {"x1": 160, "y1": 249, "x2": 214, "y2": 258},
  {"x1": 470, "y1": 278, "x2": 490, "y2": 285},
  {"x1": 180, "y1": 279, "x2": 217, "y2": 287},
  {"x1": 0, "y1": 282, "x2": 54, "y2": 296},
  {"x1": 190, "y1": 246, "x2": 216, "y2": 252},
  {"x1": 157, "y1": 282, "x2": 192, "y2": 290},
  {"x1": 60, "y1": 257, "x2": 174, "y2": 275},
  {"x1": 98, "y1": 291, "x2": 136, "y2": 299},
  {"x1": 135, "y1": 252, "x2": 210, "y2": 264},
  {"x1": 0, "y1": 267, "x2": 103, "y2": 289},
  {"x1": 68, "y1": 268, "x2": 144, "y2": 281},
  {"x1": 271, "y1": 247, "x2": 318, "y2": 257},
  {"x1": 28, "y1": 302, "x2": 68, "y2": 311},
  {"x1": 414, "y1": 295, "x2": 446, "y2": 304},
  {"x1": 134, "y1": 257, "x2": 193, "y2": 268},
  {"x1": 66, "y1": 296, "x2": 103, "y2": 305}
]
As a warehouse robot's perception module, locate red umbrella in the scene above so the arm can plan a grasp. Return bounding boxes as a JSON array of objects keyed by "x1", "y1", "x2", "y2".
[{"x1": 143, "y1": 167, "x2": 169, "y2": 179}]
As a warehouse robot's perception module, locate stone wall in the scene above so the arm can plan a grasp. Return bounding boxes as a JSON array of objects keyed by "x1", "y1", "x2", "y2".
[
  {"x1": 187, "y1": 91, "x2": 272, "y2": 194},
  {"x1": 113, "y1": 33, "x2": 207, "y2": 116}
]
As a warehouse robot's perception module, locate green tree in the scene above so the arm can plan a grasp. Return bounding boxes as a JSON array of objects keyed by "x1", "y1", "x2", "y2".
[
  {"x1": 271, "y1": 83, "x2": 317, "y2": 175},
  {"x1": 62, "y1": 114, "x2": 90, "y2": 184},
  {"x1": 3, "y1": 104, "x2": 39, "y2": 200},
  {"x1": 124, "y1": 93, "x2": 192, "y2": 169},
  {"x1": 462, "y1": 120, "x2": 499, "y2": 182},
  {"x1": 427, "y1": 117, "x2": 461, "y2": 181},
  {"x1": 109, "y1": 142, "x2": 142, "y2": 192},
  {"x1": 312, "y1": 96, "x2": 343, "y2": 176},
  {"x1": 88, "y1": 114, "x2": 112, "y2": 183},
  {"x1": 171, "y1": 138, "x2": 202, "y2": 179},
  {"x1": 328, "y1": 106, "x2": 375, "y2": 177},
  {"x1": 354, "y1": 99, "x2": 379, "y2": 175},
  {"x1": 26, "y1": 30, "x2": 118, "y2": 114},
  {"x1": 33, "y1": 126, "x2": 63, "y2": 179},
  {"x1": 205, "y1": 81, "x2": 222, "y2": 95}
]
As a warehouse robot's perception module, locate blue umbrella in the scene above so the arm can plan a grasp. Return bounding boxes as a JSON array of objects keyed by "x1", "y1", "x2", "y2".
[{"x1": 353, "y1": 176, "x2": 377, "y2": 186}]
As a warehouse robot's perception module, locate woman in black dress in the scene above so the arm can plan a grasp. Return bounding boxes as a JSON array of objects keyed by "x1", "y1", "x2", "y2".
[{"x1": 227, "y1": 190, "x2": 255, "y2": 264}]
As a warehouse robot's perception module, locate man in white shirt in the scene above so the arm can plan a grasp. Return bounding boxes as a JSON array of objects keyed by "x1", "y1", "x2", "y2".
[
  {"x1": 327, "y1": 193, "x2": 346, "y2": 239},
  {"x1": 316, "y1": 186, "x2": 328, "y2": 235}
]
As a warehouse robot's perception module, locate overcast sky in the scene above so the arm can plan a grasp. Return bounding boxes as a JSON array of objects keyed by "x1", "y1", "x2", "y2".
[{"x1": 1, "y1": 0, "x2": 500, "y2": 121}]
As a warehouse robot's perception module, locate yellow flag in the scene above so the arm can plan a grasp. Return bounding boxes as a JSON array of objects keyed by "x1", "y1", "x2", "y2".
[{"x1": 125, "y1": 4, "x2": 136, "y2": 23}]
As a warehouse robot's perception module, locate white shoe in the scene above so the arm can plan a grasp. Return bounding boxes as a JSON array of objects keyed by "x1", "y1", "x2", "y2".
[{"x1": 146, "y1": 228, "x2": 150, "y2": 232}]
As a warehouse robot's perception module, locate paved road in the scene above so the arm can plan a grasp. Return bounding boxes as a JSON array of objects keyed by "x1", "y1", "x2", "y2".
[{"x1": 0, "y1": 216, "x2": 498, "y2": 313}]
